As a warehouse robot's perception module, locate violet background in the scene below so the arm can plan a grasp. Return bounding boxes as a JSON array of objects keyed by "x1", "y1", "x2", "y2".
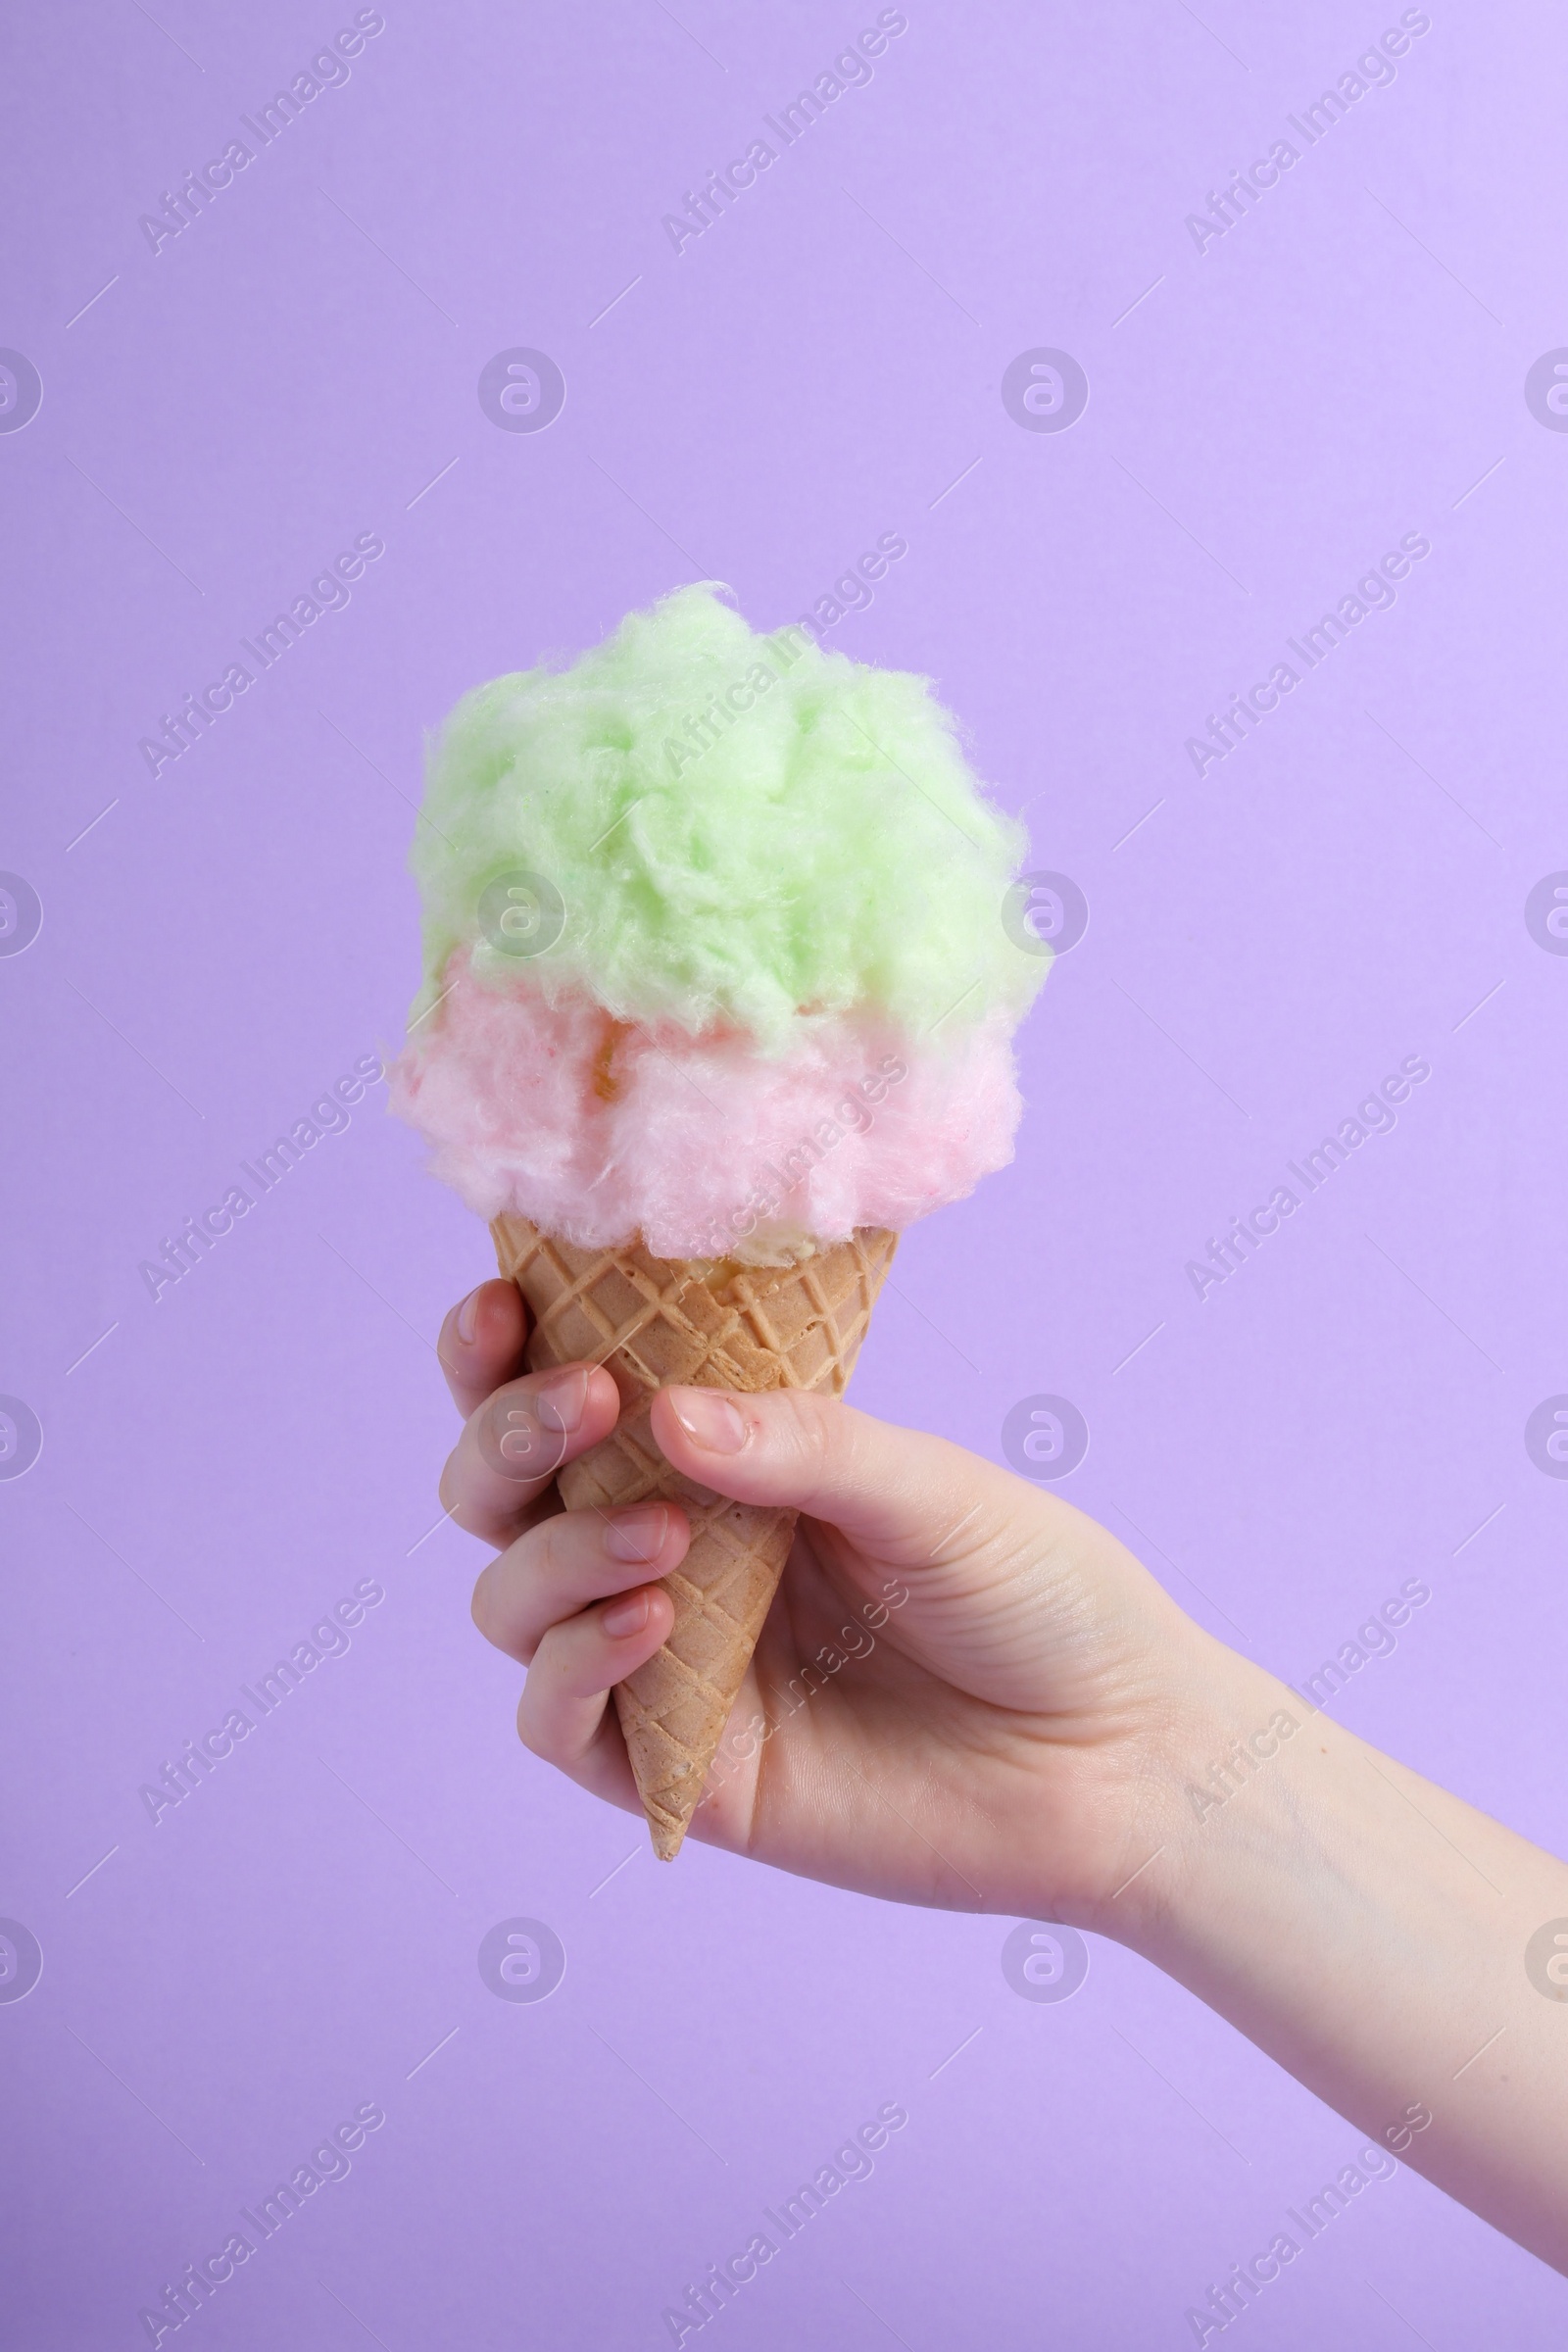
[{"x1": 3, "y1": 2, "x2": 1567, "y2": 2345}]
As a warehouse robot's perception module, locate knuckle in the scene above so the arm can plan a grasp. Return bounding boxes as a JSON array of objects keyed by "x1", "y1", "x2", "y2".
[
  {"x1": 514, "y1": 1693, "x2": 549, "y2": 1760},
  {"x1": 472, "y1": 1548, "x2": 547, "y2": 1663},
  {"x1": 773, "y1": 1387, "x2": 838, "y2": 1477},
  {"x1": 524, "y1": 1511, "x2": 565, "y2": 1579},
  {"x1": 479, "y1": 1382, "x2": 570, "y2": 1485}
]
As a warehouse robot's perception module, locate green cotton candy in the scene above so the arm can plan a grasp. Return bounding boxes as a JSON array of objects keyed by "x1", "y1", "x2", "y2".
[{"x1": 411, "y1": 582, "x2": 1045, "y2": 1053}]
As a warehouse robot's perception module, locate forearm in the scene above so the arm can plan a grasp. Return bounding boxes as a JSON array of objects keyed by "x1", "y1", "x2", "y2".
[{"x1": 1107, "y1": 1642, "x2": 1568, "y2": 2273}]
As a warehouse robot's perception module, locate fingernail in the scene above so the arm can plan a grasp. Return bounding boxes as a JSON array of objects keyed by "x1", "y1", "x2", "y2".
[
  {"x1": 534, "y1": 1367, "x2": 591, "y2": 1434},
  {"x1": 602, "y1": 1591, "x2": 651, "y2": 1638},
  {"x1": 456, "y1": 1286, "x2": 482, "y2": 1345},
  {"x1": 603, "y1": 1506, "x2": 667, "y2": 1564},
  {"x1": 670, "y1": 1388, "x2": 748, "y2": 1453}
]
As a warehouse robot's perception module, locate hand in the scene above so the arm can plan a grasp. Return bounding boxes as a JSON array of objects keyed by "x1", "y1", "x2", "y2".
[
  {"x1": 436, "y1": 1278, "x2": 1233, "y2": 1922},
  {"x1": 438, "y1": 1279, "x2": 1568, "y2": 2277}
]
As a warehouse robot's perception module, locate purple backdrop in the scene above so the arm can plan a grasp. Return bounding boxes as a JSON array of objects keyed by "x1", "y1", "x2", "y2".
[{"x1": 4, "y1": 2, "x2": 1567, "y2": 2344}]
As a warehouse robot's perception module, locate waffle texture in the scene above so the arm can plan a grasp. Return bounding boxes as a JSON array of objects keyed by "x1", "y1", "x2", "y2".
[{"x1": 491, "y1": 1215, "x2": 896, "y2": 1857}]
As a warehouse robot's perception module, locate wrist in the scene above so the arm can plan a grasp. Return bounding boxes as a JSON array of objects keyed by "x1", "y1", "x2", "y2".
[{"x1": 1076, "y1": 1630, "x2": 1304, "y2": 1949}]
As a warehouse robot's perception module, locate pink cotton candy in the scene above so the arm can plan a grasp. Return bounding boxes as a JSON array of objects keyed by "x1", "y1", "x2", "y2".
[{"x1": 390, "y1": 952, "x2": 1023, "y2": 1259}]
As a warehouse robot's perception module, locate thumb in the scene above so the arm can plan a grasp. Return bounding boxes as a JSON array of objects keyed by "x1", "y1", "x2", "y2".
[{"x1": 651, "y1": 1384, "x2": 1020, "y2": 1564}]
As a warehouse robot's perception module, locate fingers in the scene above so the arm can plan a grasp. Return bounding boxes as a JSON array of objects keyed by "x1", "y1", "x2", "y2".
[
  {"x1": 515, "y1": 1578, "x2": 675, "y2": 1775},
  {"x1": 438, "y1": 1279, "x2": 529, "y2": 1419},
  {"x1": 649, "y1": 1384, "x2": 1017, "y2": 1560},
  {"x1": 472, "y1": 1500, "x2": 691, "y2": 1664},
  {"x1": 441, "y1": 1362, "x2": 622, "y2": 1547},
  {"x1": 482, "y1": 1495, "x2": 686, "y2": 1802}
]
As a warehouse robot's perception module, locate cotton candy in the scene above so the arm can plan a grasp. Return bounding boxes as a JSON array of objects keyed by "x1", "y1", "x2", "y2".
[
  {"x1": 392, "y1": 952, "x2": 1025, "y2": 1258},
  {"x1": 394, "y1": 585, "x2": 1050, "y2": 1254},
  {"x1": 408, "y1": 582, "x2": 1044, "y2": 1052}
]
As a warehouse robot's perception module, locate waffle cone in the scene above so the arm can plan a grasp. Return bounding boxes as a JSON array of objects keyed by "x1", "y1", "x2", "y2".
[{"x1": 490, "y1": 1215, "x2": 896, "y2": 1858}]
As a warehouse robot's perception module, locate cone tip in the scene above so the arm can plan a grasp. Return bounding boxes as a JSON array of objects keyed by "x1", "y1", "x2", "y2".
[{"x1": 650, "y1": 1815, "x2": 686, "y2": 1862}]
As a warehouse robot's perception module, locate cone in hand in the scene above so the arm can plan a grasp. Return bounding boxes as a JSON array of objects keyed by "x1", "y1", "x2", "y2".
[
  {"x1": 491, "y1": 1215, "x2": 896, "y2": 1858},
  {"x1": 392, "y1": 592, "x2": 1051, "y2": 1854}
]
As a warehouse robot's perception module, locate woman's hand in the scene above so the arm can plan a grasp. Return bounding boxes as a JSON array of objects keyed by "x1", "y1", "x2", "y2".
[
  {"x1": 437, "y1": 1275, "x2": 1568, "y2": 2274},
  {"x1": 436, "y1": 1277, "x2": 1231, "y2": 1927}
]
